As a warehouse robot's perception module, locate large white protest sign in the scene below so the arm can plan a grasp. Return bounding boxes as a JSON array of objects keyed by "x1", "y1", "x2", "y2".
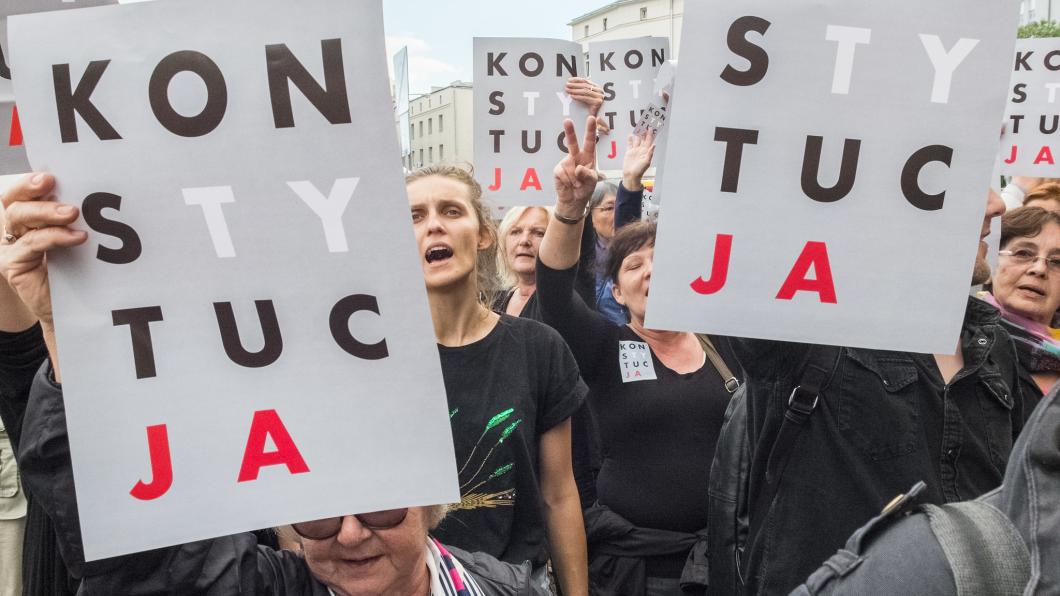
[
  {"x1": 646, "y1": 1, "x2": 1018, "y2": 353},
  {"x1": 588, "y1": 37, "x2": 669, "y2": 171},
  {"x1": 1, "y1": 0, "x2": 116, "y2": 174},
  {"x1": 1000, "y1": 38, "x2": 1060, "y2": 177},
  {"x1": 474, "y1": 38, "x2": 589, "y2": 208},
  {"x1": 11, "y1": 0, "x2": 459, "y2": 560}
]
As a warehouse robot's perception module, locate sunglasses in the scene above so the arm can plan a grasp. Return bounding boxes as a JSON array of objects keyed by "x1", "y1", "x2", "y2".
[{"x1": 291, "y1": 508, "x2": 409, "y2": 540}]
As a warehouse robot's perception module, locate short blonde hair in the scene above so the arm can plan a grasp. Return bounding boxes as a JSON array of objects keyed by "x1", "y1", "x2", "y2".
[{"x1": 496, "y1": 205, "x2": 553, "y2": 288}]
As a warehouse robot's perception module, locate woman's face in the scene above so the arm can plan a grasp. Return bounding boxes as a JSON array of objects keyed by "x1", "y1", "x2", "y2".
[
  {"x1": 995, "y1": 221, "x2": 1060, "y2": 325},
  {"x1": 302, "y1": 508, "x2": 430, "y2": 596},
  {"x1": 407, "y1": 176, "x2": 489, "y2": 293},
  {"x1": 612, "y1": 243, "x2": 653, "y2": 323},
  {"x1": 591, "y1": 194, "x2": 617, "y2": 241},
  {"x1": 505, "y1": 208, "x2": 549, "y2": 279}
]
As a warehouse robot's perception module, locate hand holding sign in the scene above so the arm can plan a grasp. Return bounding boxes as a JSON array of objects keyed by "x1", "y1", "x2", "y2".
[
  {"x1": 0, "y1": 173, "x2": 85, "y2": 333},
  {"x1": 553, "y1": 116, "x2": 598, "y2": 219}
]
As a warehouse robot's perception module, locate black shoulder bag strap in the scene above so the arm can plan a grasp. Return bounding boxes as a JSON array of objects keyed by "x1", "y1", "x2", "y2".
[{"x1": 764, "y1": 344, "x2": 842, "y2": 485}]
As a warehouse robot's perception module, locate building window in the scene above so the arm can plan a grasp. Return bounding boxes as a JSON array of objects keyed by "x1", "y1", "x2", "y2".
[
  {"x1": 418, "y1": 121, "x2": 423, "y2": 137},
  {"x1": 584, "y1": 25, "x2": 589, "y2": 37},
  {"x1": 640, "y1": 7, "x2": 647, "y2": 19},
  {"x1": 603, "y1": 18, "x2": 608, "y2": 30},
  {"x1": 428, "y1": 118, "x2": 433, "y2": 135},
  {"x1": 439, "y1": 115, "x2": 444, "y2": 133},
  {"x1": 429, "y1": 147, "x2": 433, "y2": 163},
  {"x1": 419, "y1": 149, "x2": 424, "y2": 166},
  {"x1": 440, "y1": 144, "x2": 445, "y2": 161},
  {"x1": 410, "y1": 123, "x2": 414, "y2": 139}
]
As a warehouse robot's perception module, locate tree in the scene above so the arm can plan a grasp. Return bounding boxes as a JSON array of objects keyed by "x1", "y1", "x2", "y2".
[{"x1": 1019, "y1": 20, "x2": 1060, "y2": 38}]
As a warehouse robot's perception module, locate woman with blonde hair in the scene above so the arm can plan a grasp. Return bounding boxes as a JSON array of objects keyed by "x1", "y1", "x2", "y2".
[{"x1": 405, "y1": 165, "x2": 588, "y2": 595}]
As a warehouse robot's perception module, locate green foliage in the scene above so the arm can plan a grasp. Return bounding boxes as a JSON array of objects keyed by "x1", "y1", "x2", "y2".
[{"x1": 1019, "y1": 20, "x2": 1060, "y2": 38}]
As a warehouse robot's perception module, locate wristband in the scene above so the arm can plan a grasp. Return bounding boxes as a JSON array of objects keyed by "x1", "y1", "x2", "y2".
[{"x1": 554, "y1": 208, "x2": 587, "y2": 225}]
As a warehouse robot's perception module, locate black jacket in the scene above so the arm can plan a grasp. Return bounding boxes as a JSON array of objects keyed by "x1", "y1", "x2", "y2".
[
  {"x1": 14, "y1": 360, "x2": 546, "y2": 596},
  {"x1": 731, "y1": 297, "x2": 1028, "y2": 595}
]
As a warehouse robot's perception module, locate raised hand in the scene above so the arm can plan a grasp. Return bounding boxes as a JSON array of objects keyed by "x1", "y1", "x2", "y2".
[
  {"x1": 622, "y1": 129, "x2": 656, "y2": 192},
  {"x1": 553, "y1": 116, "x2": 599, "y2": 220},
  {"x1": 0, "y1": 173, "x2": 86, "y2": 329}
]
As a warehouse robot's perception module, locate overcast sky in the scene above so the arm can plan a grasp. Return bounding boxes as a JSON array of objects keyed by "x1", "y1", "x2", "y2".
[{"x1": 117, "y1": 0, "x2": 608, "y2": 93}]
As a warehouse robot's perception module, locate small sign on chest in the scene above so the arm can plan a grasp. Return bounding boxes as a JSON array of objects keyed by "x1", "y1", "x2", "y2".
[{"x1": 619, "y1": 341, "x2": 658, "y2": 383}]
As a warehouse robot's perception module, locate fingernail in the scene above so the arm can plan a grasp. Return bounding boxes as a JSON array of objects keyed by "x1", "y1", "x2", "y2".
[
  {"x1": 31, "y1": 173, "x2": 44, "y2": 185},
  {"x1": 58, "y1": 205, "x2": 75, "y2": 215}
]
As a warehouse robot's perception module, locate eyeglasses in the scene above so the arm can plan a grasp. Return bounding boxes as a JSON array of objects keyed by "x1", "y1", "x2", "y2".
[
  {"x1": 998, "y1": 249, "x2": 1060, "y2": 272},
  {"x1": 592, "y1": 205, "x2": 615, "y2": 213},
  {"x1": 291, "y1": 508, "x2": 409, "y2": 540}
]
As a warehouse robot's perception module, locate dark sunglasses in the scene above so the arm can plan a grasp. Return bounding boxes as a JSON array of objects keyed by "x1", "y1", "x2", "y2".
[{"x1": 291, "y1": 508, "x2": 409, "y2": 540}]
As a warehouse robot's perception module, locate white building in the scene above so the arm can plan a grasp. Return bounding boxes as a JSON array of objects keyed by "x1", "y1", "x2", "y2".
[
  {"x1": 569, "y1": 0, "x2": 683, "y2": 57},
  {"x1": 1020, "y1": 0, "x2": 1060, "y2": 25},
  {"x1": 407, "y1": 81, "x2": 474, "y2": 171}
]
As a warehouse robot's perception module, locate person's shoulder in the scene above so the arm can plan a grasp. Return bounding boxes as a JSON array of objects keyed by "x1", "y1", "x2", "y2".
[
  {"x1": 446, "y1": 544, "x2": 545, "y2": 596},
  {"x1": 497, "y1": 313, "x2": 566, "y2": 346}
]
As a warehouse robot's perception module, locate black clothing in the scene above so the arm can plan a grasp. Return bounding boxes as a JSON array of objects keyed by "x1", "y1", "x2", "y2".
[
  {"x1": 614, "y1": 182, "x2": 643, "y2": 230},
  {"x1": 736, "y1": 297, "x2": 1028, "y2": 595},
  {"x1": 13, "y1": 361, "x2": 547, "y2": 596},
  {"x1": 493, "y1": 289, "x2": 543, "y2": 322},
  {"x1": 433, "y1": 314, "x2": 585, "y2": 567},
  {"x1": 0, "y1": 325, "x2": 77, "y2": 596},
  {"x1": 583, "y1": 503, "x2": 707, "y2": 596},
  {"x1": 536, "y1": 260, "x2": 737, "y2": 578}
]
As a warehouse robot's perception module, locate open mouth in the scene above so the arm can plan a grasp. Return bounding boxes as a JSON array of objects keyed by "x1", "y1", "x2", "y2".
[{"x1": 425, "y1": 246, "x2": 454, "y2": 264}]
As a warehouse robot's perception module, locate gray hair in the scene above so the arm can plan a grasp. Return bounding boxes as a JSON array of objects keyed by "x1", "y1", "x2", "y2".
[
  {"x1": 496, "y1": 205, "x2": 553, "y2": 289},
  {"x1": 589, "y1": 181, "x2": 619, "y2": 211}
]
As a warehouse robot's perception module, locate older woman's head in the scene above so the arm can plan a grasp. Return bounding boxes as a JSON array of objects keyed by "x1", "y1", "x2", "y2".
[
  {"x1": 588, "y1": 181, "x2": 618, "y2": 244},
  {"x1": 288, "y1": 504, "x2": 447, "y2": 596},
  {"x1": 497, "y1": 205, "x2": 552, "y2": 287},
  {"x1": 1022, "y1": 182, "x2": 1060, "y2": 213},
  {"x1": 604, "y1": 221, "x2": 656, "y2": 324},
  {"x1": 995, "y1": 206, "x2": 1060, "y2": 325}
]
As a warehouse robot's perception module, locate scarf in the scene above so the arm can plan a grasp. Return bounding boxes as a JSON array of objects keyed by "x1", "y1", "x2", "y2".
[
  {"x1": 980, "y1": 292, "x2": 1060, "y2": 374},
  {"x1": 427, "y1": 537, "x2": 485, "y2": 596}
]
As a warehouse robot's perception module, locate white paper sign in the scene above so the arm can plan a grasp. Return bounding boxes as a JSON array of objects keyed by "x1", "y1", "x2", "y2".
[
  {"x1": 1000, "y1": 38, "x2": 1060, "y2": 177},
  {"x1": 646, "y1": 1, "x2": 1018, "y2": 353},
  {"x1": 11, "y1": 0, "x2": 458, "y2": 560},
  {"x1": 473, "y1": 38, "x2": 588, "y2": 209},
  {"x1": 588, "y1": 37, "x2": 669, "y2": 171},
  {"x1": 1, "y1": 0, "x2": 116, "y2": 174}
]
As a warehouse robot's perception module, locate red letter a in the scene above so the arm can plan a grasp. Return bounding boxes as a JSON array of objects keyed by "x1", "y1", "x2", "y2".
[
  {"x1": 520, "y1": 168, "x2": 542, "y2": 191},
  {"x1": 8, "y1": 105, "x2": 22, "y2": 147},
  {"x1": 776, "y1": 241, "x2": 837, "y2": 304},
  {"x1": 130, "y1": 424, "x2": 173, "y2": 501},
  {"x1": 237, "y1": 409, "x2": 310, "y2": 482},
  {"x1": 1034, "y1": 146, "x2": 1055, "y2": 165},
  {"x1": 690, "y1": 234, "x2": 734, "y2": 295}
]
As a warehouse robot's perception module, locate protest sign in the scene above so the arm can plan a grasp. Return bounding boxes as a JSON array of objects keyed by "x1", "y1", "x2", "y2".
[
  {"x1": 646, "y1": 1, "x2": 1018, "y2": 353},
  {"x1": 588, "y1": 37, "x2": 669, "y2": 171},
  {"x1": 474, "y1": 37, "x2": 588, "y2": 208},
  {"x1": 1000, "y1": 38, "x2": 1060, "y2": 177},
  {"x1": 1, "y1": 0, "x2": 116, "y2": 174},
  {"x1": 11, "y1": 0, "x2": 459, "y2": 560}
]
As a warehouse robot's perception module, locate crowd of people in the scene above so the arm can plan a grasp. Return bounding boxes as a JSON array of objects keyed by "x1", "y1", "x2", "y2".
[{"x1": 0, "y1": 68, "x2": 1058, "y2": 596}]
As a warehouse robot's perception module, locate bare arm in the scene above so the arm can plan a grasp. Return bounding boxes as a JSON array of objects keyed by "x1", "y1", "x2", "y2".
[{"x1": 539, "y1": 418, "x2": 588, "y2": 596}]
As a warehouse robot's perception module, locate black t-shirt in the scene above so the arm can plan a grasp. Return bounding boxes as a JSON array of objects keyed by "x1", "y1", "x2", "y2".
[
  {"x1": 432, "y1": 314, "x2": 586, "y2": 566},
  {"x1": 492, "y1": 289, "x2": 543, "y2": 322},
  {"x1": 536, "y1": 261, "x2": 736, "y2": 533}
]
